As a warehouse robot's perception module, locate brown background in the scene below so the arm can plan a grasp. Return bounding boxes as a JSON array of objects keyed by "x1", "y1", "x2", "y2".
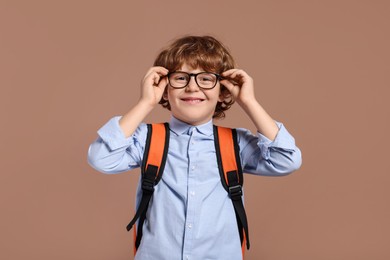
[{"x1": 1, "y1": 0, "x2": 389, "y2": 259}]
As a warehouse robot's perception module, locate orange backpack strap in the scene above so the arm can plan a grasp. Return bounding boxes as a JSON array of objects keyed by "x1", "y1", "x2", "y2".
[
  {"x1": 126, "y1": 123, "x2": 170, "y2": 251},
  {"x1": 213, "y1": 125, "x2": 250, "y2": 250}
]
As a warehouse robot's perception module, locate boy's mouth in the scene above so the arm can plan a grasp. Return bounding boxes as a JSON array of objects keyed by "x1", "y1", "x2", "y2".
[{"x1": 181, "y1": 97, "x2": 205, "y2": 104}]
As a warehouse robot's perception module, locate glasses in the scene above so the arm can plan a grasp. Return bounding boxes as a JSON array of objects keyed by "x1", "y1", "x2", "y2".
[{"x1": 167, "y1": 71, "x2": 222, "y2": 89}]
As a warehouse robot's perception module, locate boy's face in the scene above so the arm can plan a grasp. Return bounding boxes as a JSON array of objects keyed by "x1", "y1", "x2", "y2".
[{"x1": 164, "y1": 63, "x2": 224, "y2": 126}]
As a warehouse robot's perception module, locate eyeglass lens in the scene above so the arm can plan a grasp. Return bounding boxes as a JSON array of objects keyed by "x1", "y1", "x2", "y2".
[{"x1": 168, "y1": 72, "x2": 218, "y2": 89}]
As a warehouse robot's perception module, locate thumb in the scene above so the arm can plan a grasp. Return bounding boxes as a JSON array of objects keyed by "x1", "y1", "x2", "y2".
[
  {"x1": 157, "y1": 77, "x2": 168, "y2": 90},
  {"x1": 155, "y1": 77, "x2": 168, "y2": 99},
  {"x1": 220, "y1": 79, "x2": 233, "y2": 91}
]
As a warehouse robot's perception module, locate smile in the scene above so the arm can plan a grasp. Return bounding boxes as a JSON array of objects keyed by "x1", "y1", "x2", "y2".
[{"x1": 181, "y1": 98, "x2": 205, "y2": 104}]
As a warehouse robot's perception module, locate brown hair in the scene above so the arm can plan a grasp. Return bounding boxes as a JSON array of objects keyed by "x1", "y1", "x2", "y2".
[{"x1": 153, "y1": 35, "x2": 236, "y2": 119}]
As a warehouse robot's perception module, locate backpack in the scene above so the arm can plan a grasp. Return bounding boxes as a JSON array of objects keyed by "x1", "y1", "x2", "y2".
[{"x1": 126, "y1": 123, "x2": 250, "y2": 255}]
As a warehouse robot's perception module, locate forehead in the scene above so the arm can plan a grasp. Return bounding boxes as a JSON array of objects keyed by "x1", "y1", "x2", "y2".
[
  {"x1": 172, "y1": 54, "x2": 220, "y2": 73},
  {"x1": 178, "y1": 62, "x2": 204, "y2": 72}
]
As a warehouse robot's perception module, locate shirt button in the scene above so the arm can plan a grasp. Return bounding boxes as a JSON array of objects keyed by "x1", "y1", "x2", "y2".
[
  {"x1": 190, "y1": 191, "x2": 195, "y2": 196},
  {"x1": 191, "y1": 141, "x2": 195, "y2": 145},
  {"x1": 191, "y1": 166, "x2": 195, "y2": 170},
  {"x1": 186, "y1": 256, "x2": 189, "y2": 260},
  {"x1": 187, "y1": 223, "x2": 192, "y2": 229}
]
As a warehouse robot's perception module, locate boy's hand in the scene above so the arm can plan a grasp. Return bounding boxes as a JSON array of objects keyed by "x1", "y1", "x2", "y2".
[
  {"x1": 140, "y1": 66, "x2": 169, "y2": 107},
  {"x1": 220, "y1": 69, "x2": 256, "y2": 105},
  {"x1": 221, "y1": 69, "x2": 279, "y2": 140}
]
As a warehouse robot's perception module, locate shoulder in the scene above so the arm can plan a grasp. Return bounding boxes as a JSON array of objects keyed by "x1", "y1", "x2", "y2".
[
  {"x1": 213, "y1": 125, "x2": 257, "y2": 152},
  {"x1": 235, "y1": 127, "x2": 258, "y2": 143},
  {"x1": 132, "y1": 121, "x2": 149, "y2": 145}
]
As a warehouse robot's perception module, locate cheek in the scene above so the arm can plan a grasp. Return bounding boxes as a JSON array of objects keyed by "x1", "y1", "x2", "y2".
[
  {"x1": 214, "y1": 85, "x2": 224, "y2": 102},
  {"x1": 166, "y1": 88, "x2": 181, "y2": 103},
  {"x1": 165, "y1": 88, "x2": 175, "y2": 101}
]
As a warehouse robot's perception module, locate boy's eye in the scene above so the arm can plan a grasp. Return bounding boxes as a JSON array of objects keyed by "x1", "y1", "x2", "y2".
[
  {"x1": 198, "y1": 74, "x2": 216, "y2": 83},
  {"x1": 199, "y1": 76, "x2": 213, "y2": 82},
  {"x1": 171, "y1": 73, "x2": 189, "y2": 81},
  {"x1": 174, "y1": 76, "x2": 187, "y2": 81}
]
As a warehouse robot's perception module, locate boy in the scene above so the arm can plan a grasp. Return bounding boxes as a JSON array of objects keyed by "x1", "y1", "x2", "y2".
[{"x1": 88, "y1": 35, "x2": 302, "y2": 260}]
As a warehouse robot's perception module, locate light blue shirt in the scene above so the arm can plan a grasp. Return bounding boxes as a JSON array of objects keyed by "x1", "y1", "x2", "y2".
[{"x1": 87, "y1": 116, "x2": 302, "y2": 260}]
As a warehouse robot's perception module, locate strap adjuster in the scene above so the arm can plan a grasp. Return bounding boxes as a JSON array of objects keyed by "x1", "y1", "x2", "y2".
[
  {"x1": 142, "y1": 178, "x2": 155, "y2": 192},
  {"x1": 228, "y1": 184, "x2": 242, "y2": 198}
]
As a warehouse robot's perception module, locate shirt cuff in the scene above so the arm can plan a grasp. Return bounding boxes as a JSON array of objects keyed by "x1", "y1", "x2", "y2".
[
  {"x1": 97, "y1": 116, "x2": 133, "y2": 150},
  {"x1": 257, "y1": 121, "x2": 296, "y2": 160}
]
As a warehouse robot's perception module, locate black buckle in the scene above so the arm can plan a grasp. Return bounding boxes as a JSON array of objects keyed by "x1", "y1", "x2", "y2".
[
  {"x1": 228, "y1": 184, "x2": 242, "y2": 198},
  {"x1": 142, "y1": 178, "x2": 155, "y2": 192}
]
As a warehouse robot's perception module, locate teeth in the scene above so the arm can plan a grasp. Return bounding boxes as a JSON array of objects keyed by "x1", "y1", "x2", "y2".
[{"x1": 183, "y1": 99, "x2": 202, "y2": 103}]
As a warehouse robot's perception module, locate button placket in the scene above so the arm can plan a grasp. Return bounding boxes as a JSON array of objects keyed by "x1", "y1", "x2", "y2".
[{"x1": 183, "y1": 126, "x2": 197, "y2": 257}]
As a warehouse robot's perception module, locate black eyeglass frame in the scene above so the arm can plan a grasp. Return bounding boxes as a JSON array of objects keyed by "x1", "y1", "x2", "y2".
[{"x1": 167, "y1": 71, "x2": 223, "y2": 90}]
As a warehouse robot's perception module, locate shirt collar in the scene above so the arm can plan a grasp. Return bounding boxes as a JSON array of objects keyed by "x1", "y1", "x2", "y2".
[{"x1": 169, "y1": 116, "x2": 214, "y2": 136}]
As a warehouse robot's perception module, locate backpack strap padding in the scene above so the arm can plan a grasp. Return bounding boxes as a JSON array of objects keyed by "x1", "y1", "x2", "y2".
[
  {"x1": 216, "y1": 127, "x2": 242, "y2": 185},
  {"x1": 144, "y1": 123, "x2": 169, "y2": 180},
  {"x1": 214, "y1": 125, "x2": 250, "y2": 250},
  {"x1": 126, "y1": 123, "x2": 170, "y2": 251}
]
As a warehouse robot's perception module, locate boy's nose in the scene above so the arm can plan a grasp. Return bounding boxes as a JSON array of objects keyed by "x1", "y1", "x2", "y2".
[{"x1": 186, "y1": 77, "x2": 200, "y2": 91}]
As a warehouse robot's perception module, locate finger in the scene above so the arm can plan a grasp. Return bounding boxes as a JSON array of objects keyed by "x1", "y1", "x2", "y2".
[
  {"x1": 153, "y1": 72, "x2": 167, "y2": 86},
  {"x1": 221, "y1": 69, "x2": 245, "y2": 84},
  {"x1": 153, "y1": 74, "x2": 160, "y2": 85},
  {"x1": 221, "y1": 76, "x2": 240, "y2": 86},
  {"x1": 230, "y1": 70, "x2": 248, "y2": 80},
  {"x1": 148, "y1": 66, "x2": 169, "y2": 74},
  {"x1": 220, "y1": 79, "x2": 236, "y2": 92},
  {"x1": 229, "y1": 71, "x2": 252, "y2": 87},
  {"x1": 145, "y1": 70, "x2": 168, "y2": 86},
  {"x1": 153, "y1": 66, "x2": 169, "y2": 76},
  {"x1": 157, "y1": 76, "x2": 168, "y2": 89},
  {"x1": 221, "y1": 69, "x2": 239, "y2": 76},
  {"x1": 222, "y1": 69, "x2": 249, "y2": 78},
  {"x1": 144, "y1": 67, "x2": 169, "y2": 80}
]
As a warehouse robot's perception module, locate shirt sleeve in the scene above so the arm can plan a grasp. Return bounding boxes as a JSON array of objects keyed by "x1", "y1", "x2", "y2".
[
  {"x1": 237, "y1": 121, "x2": 302, "y2": 176},
  {"x1": 87, "y1": 116, "x2": 147, "y2": 174}
]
